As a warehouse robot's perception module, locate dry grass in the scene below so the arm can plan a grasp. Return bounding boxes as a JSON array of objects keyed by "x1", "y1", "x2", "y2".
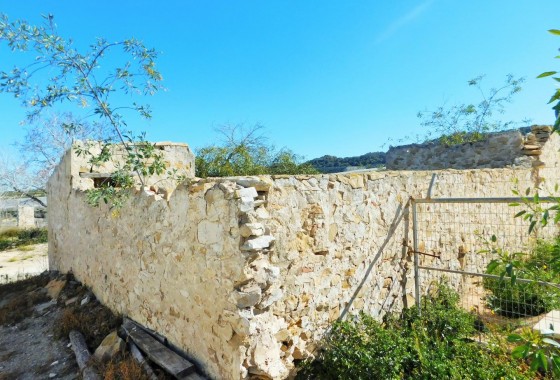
[
  {"x1": 56, "y1": 302, "x2": 122, "y2": 350},
  {"x1": 0, "y1": 227, "x2": 21, "y2": 238},
  {"x1": 0, "y1": 273, "x2": 51, "y2": 326},
  {"x1": 0, "y1": 288, "x2": 50, "y2": 325},
  {"x1": 18, "y1": 245, "x2": 35, "y2": 252},
  {"x1": 103, "y1": 355, "x2": 153, "y2": 380}
]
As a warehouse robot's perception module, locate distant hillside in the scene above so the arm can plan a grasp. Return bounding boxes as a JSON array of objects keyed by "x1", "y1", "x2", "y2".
[{"x1": 306, "y1": 152, "x2": 386, "y2": 173}]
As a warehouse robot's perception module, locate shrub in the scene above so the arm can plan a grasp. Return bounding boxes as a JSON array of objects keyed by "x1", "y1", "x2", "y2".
[
  {"x1": 0, "y1": 227, "x2": 47, "y2": 251},
  {"x1": 297, "y1": 282, "x2": 532, "y2": 379},
  {"x1": 484, "y1": 237, "x2": 560, "y2": 318}
]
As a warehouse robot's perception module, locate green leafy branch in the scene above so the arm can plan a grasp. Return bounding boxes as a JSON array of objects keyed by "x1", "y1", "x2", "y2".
[
  {"x1": 416, "y1": 75, "x2": 524, "y2": 146},
  {"x1": 0, "y1": 13, "x2": 169, "y2": 208},
  {"x1": 537, "y1": 29, "x2": 560, "y2": 129},
  {"x1": 508, "y1": 329, "x2": 560, "y2": 377}
]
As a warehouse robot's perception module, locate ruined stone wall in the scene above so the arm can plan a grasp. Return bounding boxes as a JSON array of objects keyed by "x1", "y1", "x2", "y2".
[
  {"x1": 386, "y1": 126, "x2": 559, "y2": 171},
  {"x1": 48, "y1": 140, "x2": 560, "y2": 379},
  {"x1": 49, "y1": 148, "x2": 266, "y2": 379}
]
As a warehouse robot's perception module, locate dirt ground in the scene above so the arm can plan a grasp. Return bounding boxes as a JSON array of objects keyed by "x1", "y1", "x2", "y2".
[
  {"x1": 0, "y1": 274, "x2": 78, "y2": 379},
  {"x1": 0, "y1": 267, "x2": 186, "y2": 380},
  {"x1": 0, "y1": 243, "x2": 48, "y2": 284}
]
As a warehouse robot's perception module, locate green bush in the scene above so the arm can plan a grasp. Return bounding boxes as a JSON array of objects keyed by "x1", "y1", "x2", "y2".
[
  {"x1": 484, "y1": 238, "x2": 560, "y2": 318},
  {"x1": 0, "y1": 227, "x2": 48, "y2": 251},
  {"x1": 298, "y1": 282, "x2": 532, "y2": 379}
]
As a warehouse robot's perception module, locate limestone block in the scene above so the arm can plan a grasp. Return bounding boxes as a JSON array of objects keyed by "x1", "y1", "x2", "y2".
[
  {"x1": 94, "y1": 331, "x2": 125, "y2": 362},
  {"x1": 234, "y1": 285, "x2": 262, "y2": 309},
  {"x1": 239, "y1": 199, "x2": 256, "y2": 213},
  {"x1": 257, "y1": 287, "x2": 284, "y2": 309},
  {"x1": 45, "y1": 279, "x2": 67, "y2": 300},
  {"x1": 234, "y1": 177, "x2": 272, "y2": 191},
  {"x1": 239, "y1": 223, "x2": 265, "y2": 238},
  {"x1": 521, "y1": 149, "x2": 542, "y2": 156},
  {"x1": 241, "y1": 235, "x2": 275, "y2": 251},
  {"x1": 255, "y1": 207, "x2": 270, "y2": 219},
  {"x1": 235, "y1": 187, "x2": 258, "y2": 199}
]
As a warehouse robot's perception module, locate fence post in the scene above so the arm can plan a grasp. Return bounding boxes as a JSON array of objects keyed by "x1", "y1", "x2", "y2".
[{"x1": 412, "y1": 199, "x2": 421, "y2": 313}]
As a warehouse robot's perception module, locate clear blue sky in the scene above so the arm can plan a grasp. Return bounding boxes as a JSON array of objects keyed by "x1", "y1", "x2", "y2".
[{"x1": 1, "y1": 1, "x2": 559, "y2": 159}]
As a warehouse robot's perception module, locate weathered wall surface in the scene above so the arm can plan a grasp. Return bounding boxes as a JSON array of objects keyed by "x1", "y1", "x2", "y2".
[
  {"x1": 256, "y1": 168, "x2": 560, "y2": 375},
  {"x1": 386, "y1": 126, "x2": 559, "y2": 171},
  {"x1": 48, "y1": 145, "x2": 287, "y2": 379},
  {"x1": 48, "y1": 135, "x2": 560, "y2": 379}
]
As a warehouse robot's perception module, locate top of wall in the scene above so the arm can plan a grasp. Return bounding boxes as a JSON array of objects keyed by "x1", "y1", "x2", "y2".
[
  {"x1": 49, "y1": 140, "x2": 195, "y2": 193},
  {"x1": 385, "y1": 125, "x2": 559, "y2": 170}
]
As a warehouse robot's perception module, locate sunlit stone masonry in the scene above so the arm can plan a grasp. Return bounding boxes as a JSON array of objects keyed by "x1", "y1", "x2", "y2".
[{"x1": 48, "y1": 130, "x2": 560, "y2": 380}]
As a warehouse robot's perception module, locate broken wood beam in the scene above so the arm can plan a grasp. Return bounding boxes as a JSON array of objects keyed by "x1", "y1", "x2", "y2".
[
  {"x1": 122, "y1": 320, "x2": 196, "y2": 379},
  {"x1": 69, "y1": 330, "x2": 101, "y2": 380},
  {"x1": 130, "y1": 341, "x2": 158, "y2": 380}
]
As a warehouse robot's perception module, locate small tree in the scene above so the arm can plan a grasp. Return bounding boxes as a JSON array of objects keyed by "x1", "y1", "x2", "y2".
[
  {"x1": 195, "y1": 125, "x2": 319, "y2": 177},
  {"x1": 416, "y1": 75, "x2": 524, "y2": 146},
  {"x1": 0, "y1": 112, "x2": 112, "y2": 206},
  {"x1": 0, "y1": 13, "x2": 172, "y2": 208}
]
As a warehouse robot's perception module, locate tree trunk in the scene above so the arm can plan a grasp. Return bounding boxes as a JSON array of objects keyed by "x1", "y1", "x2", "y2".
[{"x1": 69, "y1": 330, "x2": 100, "y2": 380}]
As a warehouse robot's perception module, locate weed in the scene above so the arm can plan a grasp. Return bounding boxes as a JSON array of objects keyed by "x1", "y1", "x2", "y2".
[
  {"x1": 484, "y1": 237, "x2": 560, "y2": 317},
  {"x1": 0, "y1": 227, "x2": 47, "y2": 251},
  {"x1": 297, "y1": 282, "x2": 535, "y2": 380}
]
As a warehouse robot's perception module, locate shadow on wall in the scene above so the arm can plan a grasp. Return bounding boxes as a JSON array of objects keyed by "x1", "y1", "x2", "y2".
[{"x1": 339, "y1": 202, "x2": 409, "y2": 320}]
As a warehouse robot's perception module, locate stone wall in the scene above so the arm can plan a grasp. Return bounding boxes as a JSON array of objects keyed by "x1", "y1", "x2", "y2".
[
  {"x1": 48, "y1": 139, "x2": 560, "y2": 379},
  {"x1": 386, "y1": 126, "x2": 560, "y2": 171}
]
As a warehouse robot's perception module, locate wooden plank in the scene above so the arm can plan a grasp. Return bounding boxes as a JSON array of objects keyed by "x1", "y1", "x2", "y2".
[{"x1": 122, "y1": 320, "x2": 195, "y2": 379}]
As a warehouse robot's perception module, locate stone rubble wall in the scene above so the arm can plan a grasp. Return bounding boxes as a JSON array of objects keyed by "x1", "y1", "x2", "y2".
[
  {"x1": 70, "y1": 140, "x2": 195, "y2": 193},
  {"x1": 256, "y1": 168, "x2": 560, "y2": 376},
  {"x1": 48, "y1": 138, "x2": 560, "y2": 380},
  {"x1": 386, "y1": 126, "x2": 559, "y2": 171}
]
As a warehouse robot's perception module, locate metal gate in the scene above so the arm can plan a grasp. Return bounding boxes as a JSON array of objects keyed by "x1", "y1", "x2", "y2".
[{"x1": 411, "y1": 195, "x2": 560, "y2": 329}]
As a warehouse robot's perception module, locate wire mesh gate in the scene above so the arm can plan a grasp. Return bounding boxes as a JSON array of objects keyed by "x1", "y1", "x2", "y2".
[{"x1": 411, "y1": 196, "x2": 560, "y2": 332}]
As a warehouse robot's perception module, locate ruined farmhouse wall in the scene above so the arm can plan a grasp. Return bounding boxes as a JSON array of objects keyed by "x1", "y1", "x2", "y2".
[
  {"x1": 48, "y1": 134, "x2": 560, "y2": 379},
  {"x1": 49, "y1": 148, "x2": 560, "y2": 380},
  {"x1": 386, "y1": 125, "x2": 560, "y2": 171},
  {"x1": 49, "y1": 149, "x2": 261, "y2": 379}
]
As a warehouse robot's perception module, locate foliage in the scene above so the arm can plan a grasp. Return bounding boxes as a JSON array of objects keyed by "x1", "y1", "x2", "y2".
[
  {"x1": 297, "y1": 282, "x2": 532, "y2": 380},
  {"x1": 537, "y1": 29, "x2": 560, "y2": 130},
  {"x1": 483, "y1": 237, "x2": 560, "y2": 317},
  {"x1": 507, "y1": 328, "x2": 560, "y2": 377},
  {"x1": 305, "y1": 152, "x2": 386, "y2": 173},
  {"x1": 0, "y1": 14, "x2": 173, "y2": 209},
  {"x1": 0, "y1": 227, "x2": 47, "y2": 251},
  {"x1": 195, "y1": 125, "x2": 319, "y2": 177},
  {"x1": 415, "y1": 75, "x2": 524, "y2": 146}
]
